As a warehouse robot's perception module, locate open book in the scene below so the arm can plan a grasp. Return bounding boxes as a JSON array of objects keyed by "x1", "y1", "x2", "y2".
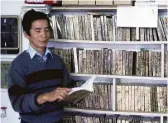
[{"x1": 65, "y1": 76, "x2": 96, "y2": 104}]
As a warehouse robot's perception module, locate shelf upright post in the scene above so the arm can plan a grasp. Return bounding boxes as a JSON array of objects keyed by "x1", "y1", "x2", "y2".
[
  {"x1": 90, "y1": 14, "x2": 94, "y2": 41},
  {"x1": 160, "y1": 116, "x2": 164, "y2": 123},
  {"x1": 73, "y1": 47, "x2": 79, "y2": 73},
  {"x1": 161, "y1": 44, "x2": 164, "y2": 78},
  {"x1": 136, "y1": 27, "x2": 140, "y2": 41},
  {"x1": 113, "y1": 78, "x2": 116, "y2": 111}
]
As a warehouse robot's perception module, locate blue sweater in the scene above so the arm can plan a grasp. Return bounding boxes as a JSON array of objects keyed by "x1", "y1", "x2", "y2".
[{"x1": 7, "y1": 51, "x2": 72, "y2": 123}]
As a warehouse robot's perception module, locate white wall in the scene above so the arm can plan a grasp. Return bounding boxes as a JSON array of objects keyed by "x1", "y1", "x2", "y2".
[
  {"x1": 1, "y1": 89, "x2": 20, "y2": 123},
  {"x1": 1, "y1": 1, "x2": 24, "y2": 15}
]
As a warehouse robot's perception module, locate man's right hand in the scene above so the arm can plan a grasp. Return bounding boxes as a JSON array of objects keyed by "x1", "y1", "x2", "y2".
[{"x1": 37, "y1": 87, "x2": 71, "y2": 105}]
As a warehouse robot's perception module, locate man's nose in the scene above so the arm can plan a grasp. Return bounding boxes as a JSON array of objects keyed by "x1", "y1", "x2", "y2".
[{"x1": 40, "y1": 30, "x2": 47, "y2": 37}]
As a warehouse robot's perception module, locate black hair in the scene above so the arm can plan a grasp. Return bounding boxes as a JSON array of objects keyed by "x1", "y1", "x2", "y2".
[{"x1": 22, "y1": 9, "x2": 51, "y2": 35}]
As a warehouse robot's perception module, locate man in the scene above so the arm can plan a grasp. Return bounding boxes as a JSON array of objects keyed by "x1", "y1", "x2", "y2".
[{"x1": 7, "y1": 9, "x2": 73, "y2": 123}]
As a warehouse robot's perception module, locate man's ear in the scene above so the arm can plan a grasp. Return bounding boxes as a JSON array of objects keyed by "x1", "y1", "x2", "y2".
[{"x1": 23, "y1": 31, "x2": 30, "y2": 39}]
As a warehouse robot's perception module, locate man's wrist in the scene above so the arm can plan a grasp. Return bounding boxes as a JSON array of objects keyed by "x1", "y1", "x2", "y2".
[{"x1": 37, "y1": 93, "x2": 48, "y2": 105}]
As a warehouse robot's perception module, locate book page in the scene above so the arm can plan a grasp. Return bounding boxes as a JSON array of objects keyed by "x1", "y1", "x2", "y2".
[
  {"x1": 66, "y1": 90, "x2": 91, "y2": 104},
  {"x1": 65, "y1": 76, "x2": 96, "y2": 103},
  {"x1": 69, "y1": 76, "x2": 96, "y2": 95}
]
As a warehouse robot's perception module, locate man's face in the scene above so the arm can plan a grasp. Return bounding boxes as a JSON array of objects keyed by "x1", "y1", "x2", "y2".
[{"x1": 25, "y1": 19, "x2": 51, "y2": 50}]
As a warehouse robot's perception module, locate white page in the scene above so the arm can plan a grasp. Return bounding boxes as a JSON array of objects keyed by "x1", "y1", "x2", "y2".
[
  {"x1": 69, "y1": 76, "x2": 96, "y2": 95},
  {"x1": 80, "y1": 76, "x2": 96, "y2": 89},
  {"x1": 68, "y1": 87, "x2": 89, "y2": 95},
  {"x1": 117, "y1": 6, "x2": 158, "y2": 28}
]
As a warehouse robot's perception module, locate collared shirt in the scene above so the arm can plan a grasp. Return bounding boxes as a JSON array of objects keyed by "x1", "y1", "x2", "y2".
[{"x1": 26, "y1": 45, "x2": 53, "y2": 62}]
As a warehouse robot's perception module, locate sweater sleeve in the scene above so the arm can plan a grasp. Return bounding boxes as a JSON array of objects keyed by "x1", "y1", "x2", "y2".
[{"x1": 7, "y1": 64, "x2": 43, "y2": 113}]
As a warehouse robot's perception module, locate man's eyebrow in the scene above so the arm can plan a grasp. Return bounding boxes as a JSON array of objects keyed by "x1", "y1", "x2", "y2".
[
  {"x1": 34, "y1": 27, "x2": 50, "y2": 30},
  {"x1": 34, "y1": 28, "x2": 41, "y2": 30}
]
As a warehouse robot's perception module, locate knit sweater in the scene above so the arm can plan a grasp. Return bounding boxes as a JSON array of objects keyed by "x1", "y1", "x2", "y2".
[{"x1": 7, "y1": 51, "x2": 72, "y2": 123}]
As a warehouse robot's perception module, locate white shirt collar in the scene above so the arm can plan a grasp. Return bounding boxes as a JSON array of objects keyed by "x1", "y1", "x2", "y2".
[{"x1": 27, "y1": 45, "x2": 53, "y2": 59}]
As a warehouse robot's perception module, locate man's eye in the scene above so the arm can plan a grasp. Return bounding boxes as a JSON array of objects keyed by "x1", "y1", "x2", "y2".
[
  {"x1": 35, "y1": 30, "x2": 40, "y2": 32},
  {"x1": 45, "y1": 28, "x2": 50, "y2": 32}
]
